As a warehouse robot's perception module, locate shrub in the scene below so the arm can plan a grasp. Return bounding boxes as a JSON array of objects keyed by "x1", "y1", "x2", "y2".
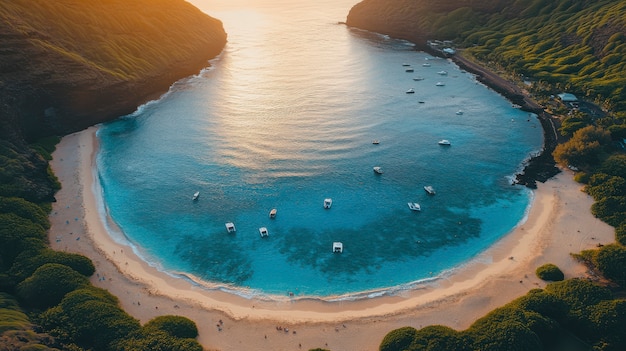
[
  {"x1": 536, "y1": 263, "x2": 565, "y2": 281},
  {"x1": 143, "y1": 315, "x2": 198, "y2": 339},
  {"x1": 16, "y1": 263, "x2": 89, "y2": 310},
  {"x1": 380, "y1": 326, "x2": 418, "y2": 351}
]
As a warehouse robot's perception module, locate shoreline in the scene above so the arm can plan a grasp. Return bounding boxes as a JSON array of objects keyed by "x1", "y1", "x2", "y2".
[{"x1": 49, "y1": 126, "x2": 615, "y2": 350}]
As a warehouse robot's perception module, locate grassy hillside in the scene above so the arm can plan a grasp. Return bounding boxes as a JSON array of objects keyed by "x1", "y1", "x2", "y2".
[
  {"x1": 0, "y1": 0, "x2": 227, "y2": 139},
  {"x1": 347, "y1": 0, "x2": 626, "y2": 114},
  {"x1": 0, "y1": 0, "x2": 225, "y2": 80}
]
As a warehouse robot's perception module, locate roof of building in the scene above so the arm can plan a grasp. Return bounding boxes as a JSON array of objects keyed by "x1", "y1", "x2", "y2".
[{"x1": 558, "y1": 93, "x2": 578, "y2": 102}]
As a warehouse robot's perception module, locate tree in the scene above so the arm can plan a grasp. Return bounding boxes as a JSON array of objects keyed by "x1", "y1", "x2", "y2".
[
  {"x1": 15, "y1": 263, "x2": 89, "y2": 310},
  {"x1": 593, "y1": 244, "x2": 626, "y2": 286},
  {"x1": 616, "y1": 222, "x2": 626, "y2": 246},
  {"x1": 553, "y1": 126, "x2": 612, "y2": 169},
  {"x1": 9, "y1": 248, "x2": 95, "y2": 283},
  {"x1": 544, "y1": 279, "x2": 612, "y2": 326},
  {"x1": 0, "y1": 213, "x2": 46, "y2": 271},
  {"x1": 591, "y1": 196, "x2": 626, "y2": 227},
  {"x1": 410, "y1": 325, "x2": 469, "y2": 351},
  {"x1": 143, "y1": 315, "x2": 198, "y2": 339},
  {"x1": 380, "y1": 326, "x2": 418, "y2": 351},
  {"x1": 535, "y1": 263, "x2": 565, "y2": 281}
]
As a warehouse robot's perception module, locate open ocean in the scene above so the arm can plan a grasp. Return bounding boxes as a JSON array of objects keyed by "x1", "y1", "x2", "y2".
[{"x1": 95, "y1": 0, "x2": 543, "y2": 299}]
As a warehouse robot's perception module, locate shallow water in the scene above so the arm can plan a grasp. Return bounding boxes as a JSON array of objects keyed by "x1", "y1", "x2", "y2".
[{"x1": 95, "y1": 0, "x2": 543, "y2": 298}]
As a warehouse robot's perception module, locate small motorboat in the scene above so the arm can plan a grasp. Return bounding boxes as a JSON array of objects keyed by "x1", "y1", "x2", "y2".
[
  {"x1": 438, "y1": 139, "x2": 451, "y2": 146},
  {"x1": 373, "y1": 166, "x2": 383, "y2": 174},
  {"x1": 259, "y1": 227, "x2": 269, "y2": 238},
  {"x1": 269, "y1": 208, "x2": 277, "y2": 218},
  {"x1": 406, "y1": 88, "x2": 415, "y2": 94},
  {"x1": 422, "y1": 63, "x2": 431, "y2": 67},
  {"x1": 402, "y1": 63, "x2": 411, "y2": 67},
  {"x1": 324, "y1": 198, "x2": 332, "y2": 209},
  {"x1": 192, "y1": 191, "x2": 200, "y2": 201},
  {"x1": 456, "y1": 110, "x2": 464, "y2": 115},
  {"x1": 333, "y1": 242, "x2": 343, "y2": 253},
  {"x1": 407, "y1": 202, "x2": 421, "y2": 211},
  {"x1": 437, "y1": 70, "x2": 448, "y2": 75},
  {"x1": 413, "y1": 77, "x2": 424, "y2": 81},
  {"x1": 225, "y1": 222, "x2": 236, "y2": 233},
  {"x1": 405, "y1": 68, "x2": 414, "y2": 72},
  {"x1": 372, "y1": 140, "x2": 380, "y2": 144},
  {"x1": 424, "y1": 186, "x2": 436, "y2": 195},
  {"x1": 436, "y1": 82, "x2": 445, "y2": 86}
]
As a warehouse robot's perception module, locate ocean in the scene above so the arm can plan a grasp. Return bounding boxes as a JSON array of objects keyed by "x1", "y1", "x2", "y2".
[{"x1": 95, "y1": 0, "x2": 543, "y2": 299}]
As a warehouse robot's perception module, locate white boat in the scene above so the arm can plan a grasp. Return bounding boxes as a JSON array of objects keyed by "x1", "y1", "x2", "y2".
[
  {"x1": 413, "y1": 77, "x2": 424, "y2": 81},
  {"x1": 422, "y1": 63, "x2": 431, "y2": 67},
  {"x1": 372, "y1": 139, "x2": 380, "y2": 145},
  {"x1": 225, "y1": 222, "x2": 236, "y2": 233},
  {"x1": 324, "y1": 198, "x2": 332, "y2": 209},
  {"x1": 437, "y1": 70, "x2": 448, "y2": 75},
  {"x1": 402, "y1": 63, "x2": 411, "y2": 67},
  {"x1": 407, "y1": 202, "x2": 421, "y2": 211},
  {"x1": 456, "y1": 110, "x2": 464, "y2": 115},
  {"x1": 192, "y1": 191, "x2": 200, "y2": 201},
  {"x1": 424, "y1": 186, "x2": 436, "y2": 195},
  {"x1": 438, "y1": 139, "x2": 451, "y2": 146},
  {"x1": 259, "y1": 227, "x2": 269, "y2": 238},
  {"x1": 373, "y1": 166, "x2": 383, "y2": 174},
  {"x1": 406, "y1": 88, "x2": 415, "y2": 94},
  {"x1": 435, "y1": 82, "x2": 445, "y2": 86},
  {"x1": 269, "y1": 208, "x2": 277, "y2": 218},
  {"x1": 333, "y1": 242, "x2": 343, "y2": 253}
]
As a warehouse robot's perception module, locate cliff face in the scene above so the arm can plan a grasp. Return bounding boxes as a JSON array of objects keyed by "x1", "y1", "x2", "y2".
[
  {"x1": 0, "y1": 0, "x2": 227, "y2": 142},
  {"x1": 346, "y1": 0, "x2": 512, "y2": 46}
]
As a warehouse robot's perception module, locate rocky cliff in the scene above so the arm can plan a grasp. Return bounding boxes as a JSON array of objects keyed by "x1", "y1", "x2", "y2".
[{"x1": 0, "y1": 0, "x2": 227, "y2": 143}]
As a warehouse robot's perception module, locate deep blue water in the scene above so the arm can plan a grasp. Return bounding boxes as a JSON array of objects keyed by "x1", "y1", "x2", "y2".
[{"x1": 95, "y1": 0, "x2": 543, "y2": 298}]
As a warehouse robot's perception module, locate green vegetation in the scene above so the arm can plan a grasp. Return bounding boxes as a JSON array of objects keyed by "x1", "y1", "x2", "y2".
[
  {"x1": 1, "y1": 0, "x2": 626, "y2": 350},
  {"x1": 0, "y1": 0, "x2": 226, "y2": 81},
  {"x1": 380, "y1": 280, "x2": 625, "y2": 351},
  {"x1": 536, "y1": 263, "x2": 565, "y2": 281}
]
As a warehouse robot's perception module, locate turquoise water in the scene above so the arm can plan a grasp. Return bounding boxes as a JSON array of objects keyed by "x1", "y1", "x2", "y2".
[{"x1": 95, "y1": 0, "x2": 543, "y2": 298}]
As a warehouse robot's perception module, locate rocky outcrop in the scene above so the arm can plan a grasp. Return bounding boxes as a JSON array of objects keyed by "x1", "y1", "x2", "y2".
[{"x1": 0, "y1": 0, "x2": 227, "y2": 142}]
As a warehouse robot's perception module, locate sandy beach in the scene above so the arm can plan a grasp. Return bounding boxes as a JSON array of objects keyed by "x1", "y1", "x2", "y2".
[{"x1": 49, "y1": 126, "x2": 615, "y2": 351}]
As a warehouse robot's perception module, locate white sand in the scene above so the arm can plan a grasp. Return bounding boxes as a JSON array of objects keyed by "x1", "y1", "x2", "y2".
[{"x1": 49, "y1": 126, "x2": 615, "y2": 351}]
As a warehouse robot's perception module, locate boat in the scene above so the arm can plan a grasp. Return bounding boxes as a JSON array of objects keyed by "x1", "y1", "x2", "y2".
[
  {"x1": 402, "y1": 63, "x2": 411, "y2": 67},
  {"x1": 269, "y1": 208, "x2": 277, "y2": 218},
  {"x1": 192, "y1": 191, "x2": 200, "y2": 201},
  {"x1": 435, "y1": 82, "x2": 445, "y2": 86},
  {"x1": 372, "y1": 140, "x2": 380, "y2": 144},
  {"x1": 332, "y1": 242, "x2": 343, "y2": 253},
  {"x1": 225, "y1": 222, "x2": 236, "y2": 233},
  {"x1": 424, "y1": 186, "x2": 436, "y2": 195},
  {"x1": 373, "y1": 166, "x2": 383, "y2": 174},
  {"x1": 422, "y1": 63, "x2": 431, "y2": 67},
  {"x1": 437, "y1": 70, "x2": 448, "y2": 75},
  {"x1": 259, "y1": 227, "x2": 269, "y2": 238},
  {"x1": 407, "y1": 202, "x2": 421, "y2": 211},
  {"x1": 438, "y1": 139, "x2": 451, "y2": 146},
  {"x1": 405, "y1": 68, "x2": 414, "y2": 72},
  {"x1": 406, "y1": 88, "x2": 415, "y2": 94},
  {"x1": 324, "y1": 198, "x2": 332, "y2": 209},
  {"x1": 456, "y1": 110, "x2": 464, "y2": 115},
  {"x1": 413, "y1": 77, "x2": 424, "y2": 81}
]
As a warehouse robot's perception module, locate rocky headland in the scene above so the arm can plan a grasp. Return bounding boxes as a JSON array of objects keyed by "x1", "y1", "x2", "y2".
[
  {"x1": 0, "y1": 0, "x2": 227, "y2": 143},
  {"x1": 0, "y1": 0, "x2": 226, "y2": 202},
  {"x1": 346, "y1": 0, "x2": 561, "y2": 187}
]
